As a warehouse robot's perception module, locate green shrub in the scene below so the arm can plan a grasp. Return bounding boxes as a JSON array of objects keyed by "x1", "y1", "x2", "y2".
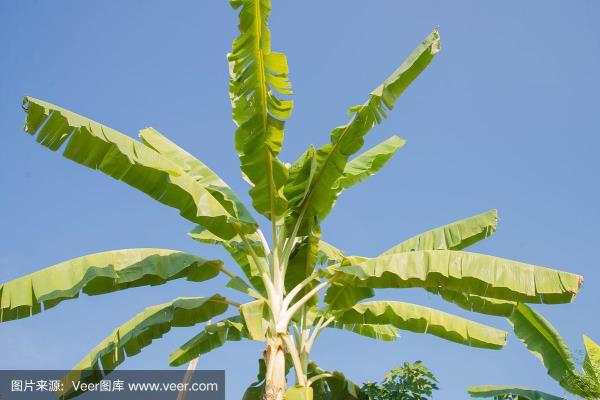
[{"x1": 359, "y1": 361, "x2": 439, "y2": 400}]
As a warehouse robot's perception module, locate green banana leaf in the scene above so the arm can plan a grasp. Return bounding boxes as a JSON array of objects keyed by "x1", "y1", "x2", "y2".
[
  {"x1": 286, "y1": 29, "x2": 440, "y2": 236},
  {"x1": 427, "y1": 287, "x2": 517, "y2": 317},
  {"x1": 286, "y1": 236, "x2": 321, "y2": 307},
  {"x1": 467, "y1": 385, "x2": 566, "y2": 400},
  {"x1": 22, "y1": 97, "x2": 255, "y2": 239},
  {"x1": 332, "y1": 135, "x2": 405, "y2": 194},
  {"x1": 323, "y1": 283, "x2": 374, "y2": 312},
  {"x1": 229, "y1": 0, "x2": 292, "y2": 219},
  {"x1": 381, "y1": 209, "x2": 498, "y2": 255},
  {"x1": 321, "y1": 210, "x2": 513, "y2": 315},
  {"x1": 508, "y1": 304, "x2": 578, "y2": 390},
  {"x1": 583, "y1": 335, "x2": 600, "y2": 382},
  {"x1": 242, "y1": 358, "x2": 269, "y2": 400},
  {"x1": 189, "y1": 226, "x2": 267, "y2": 294},
  {"x1": 59, "y1": 295, "x2": 232, "y2": 398},
  {"x1": 329, "y1": 321, "x2": 400, "y2": 341},
  {"x1": 240, "y1": 299, "x2": 269, "y2": 341},
  {"x1": 139, "y1": 127, "x2": 256, "y2": 226},
  {"x1": 283, "y1": 148, "x2": 322, "y2": 287},
  {"x1": 285, "y1": 146, "x2": 317, "y2": 211},
  {"x1": 307, "y1": 361, "x2": 360, "y2": 400},
  {"x1": 169, "y1": 316, "x2": 248, "y2": 366},
  {"x1": 336, "y1": 301, "x2": 507, "y2": 349},
  {"x1": 483, "y1": 307, "x2": 600, "y2": 399},
  {"x1": 317, "y1": 240, "x2": 346, "y2": 265},
  {"x1": 0, "y1": 248, "x2": 221, "y2": 322},
  {"x1": 331, "y1": 250, "x2": 582, "y2": 304},
  {"x1": 226, "y1": 276, "x2": 263, "y2": 300}
]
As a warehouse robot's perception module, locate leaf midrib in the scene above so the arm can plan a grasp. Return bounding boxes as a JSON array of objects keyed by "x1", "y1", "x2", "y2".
[{"x1": 253, "y1": 0, "x2": 278, "y2": 230}]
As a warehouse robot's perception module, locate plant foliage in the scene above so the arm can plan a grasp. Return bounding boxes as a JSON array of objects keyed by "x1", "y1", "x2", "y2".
[
  {"x1": 2, "y1": 1, "x2": 586, "y2": 399},
  {"x1": 360, "y1": 361, "x2": 439, "y2": 400},
  {"x1": 467, "y1": 305, "x2": 600, "y2": 400}
]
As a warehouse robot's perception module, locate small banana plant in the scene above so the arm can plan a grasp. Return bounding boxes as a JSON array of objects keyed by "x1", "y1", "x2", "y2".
[
  {"x1": 1, "y1": 1, "x2": 585, "y2": 399},
  {"x1": 468, "y1": 304, "x2": 600, "y2": 400}
]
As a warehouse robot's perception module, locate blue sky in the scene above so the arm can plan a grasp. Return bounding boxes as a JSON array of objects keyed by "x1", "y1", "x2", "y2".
[{"x1": 1, "y1": 1, "x2": 599, "y2": 399}]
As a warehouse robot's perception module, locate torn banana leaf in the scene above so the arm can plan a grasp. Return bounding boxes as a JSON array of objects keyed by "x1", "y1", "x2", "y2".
[
  {"x1": 336, "y1": 301, "x2": 507, "y2": 349},
  {"x1": 139, "y1": 127, "x2": 257, "y2": 227},
  {"x1": 331, "y1": 250, "x2": 582, "y2": 304},
  {"x1": 22, "y1": 97, "x2": 256, "y2": 238},
  {"x1": 59, "y1": 295, "x2": 232, "y2": 398},
  {"x1": 427, "y1": 287, "x2": 517, "y2": 317},
  {"x1": 381, "y1": 209, "x2": 498, "y2": 255},
  {"x1": 508, "y1": 304, "x2": 579, "y2": 390},
  {"x1": 228, "y1": 0, "x2": 292, "y2": 219},
  {"x1": 169, "y1": 316, "x2": 248, "y2": 366},
  {"x1": 286, "y1": 29, "x2": 441, "y2": 235},
  {"x1": 0, "y1": 248, "x2": 222, "y2": 322}
]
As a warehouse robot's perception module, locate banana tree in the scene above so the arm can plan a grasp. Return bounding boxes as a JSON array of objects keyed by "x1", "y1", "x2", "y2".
[
  {"x1": 1, "y1": 1, "x2": 585, "y2": 399},
  {"x1": 468, "y1": 304, "x2": 600, "y2": 400}
]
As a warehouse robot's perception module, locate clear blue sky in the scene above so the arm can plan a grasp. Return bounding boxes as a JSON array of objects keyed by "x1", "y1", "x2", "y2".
[{"x1": 1, "y1": 1, "x2": 599, "y2": 399}]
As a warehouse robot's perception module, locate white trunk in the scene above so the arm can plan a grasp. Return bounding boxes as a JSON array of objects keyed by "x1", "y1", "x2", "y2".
[
  {"x1": 263, "y1": 337, "x2": 286, "y2": 400},
  {"x1": 176, "y1": 357, "x2": 198, "y2": 400}
]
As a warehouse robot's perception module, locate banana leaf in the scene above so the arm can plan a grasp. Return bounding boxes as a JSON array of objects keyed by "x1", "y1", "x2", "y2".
[
  {"x1": 169, "y1": 316, "x2": 248, "y2": 366},
  {"x1": 240, "y1": 299, "x2": 269, "y2": 341},
  {"x1": 381, "y1": 209, "x2": 498, "y2": 255},
  {"x1": 336, "y1": 301, "x2": 507, "y2": 349},
  {"x1": 323, "y1": 283, "x2": 374, "y2": 312},
  {"x1": 22, "y1": 97, "x2": 255, "y2": 238},
  {"x1": 139, "y1": 127, "x2": 257, "y2": 226},
  {"x1": 286, "y1": 29, "x2": 440, "y2": 236},
  {"x1": 427, "y1": 287, "x2": 517, "y2": 317},
  {"x1": 59, "y1": 295, "x2": 232, "y2": 398},
  {"x1": 583, "y1": 335, "x2": 600, "y2": 382},
  {"x1": 0, "y1": 248, "x2": 221, "y2": 322},
  {"x1": 242, "y1": 357, "x2": 294, "y2": 400},
  {"x1": 189, "y1": 226, "x2": 267, "y2": 295},
  {"x1": 229, "y1": 0, "x2": 292, "y2": 219},
  {"x1": 328, "y1": 321, "x2": 400, "y2": 342},
  {"x1": 467, "y1": 385, "x2": 566, "y2": 400},
  {"x1": 508, "y1": 304, "x2": 578, "y2": 390},
  {"x1": 308, "y1": 361, "x2": 360, "y2": 400},
  {"x1": 332, "y1": 135, "x2": 405, "y2": 194},
  {"x1": 331, "y1": 250, "x2": 582, "y2": 304}
]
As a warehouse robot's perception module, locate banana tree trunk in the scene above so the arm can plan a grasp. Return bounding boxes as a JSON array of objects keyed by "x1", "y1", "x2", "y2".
[
  {"x1": 263, "y1": 336, "x2": 286, "y2": 400},
  {"x1": 176, "y1": 357, "x2": 198, "y2": 400}
]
